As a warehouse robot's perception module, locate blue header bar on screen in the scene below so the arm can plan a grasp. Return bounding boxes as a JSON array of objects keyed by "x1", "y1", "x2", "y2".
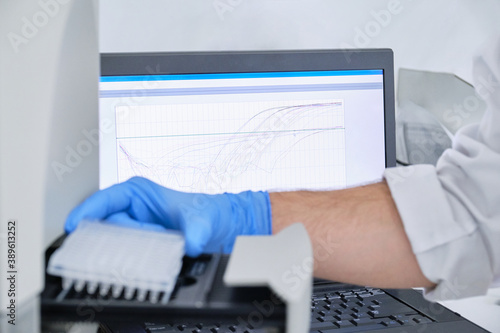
[{"x1": 100, "y1": 70, "x2": 383, "y2": 82}]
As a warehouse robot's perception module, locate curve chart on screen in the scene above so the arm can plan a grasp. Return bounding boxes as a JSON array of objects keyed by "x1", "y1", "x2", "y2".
[{"x1": 115, "y1": 99, "x2": 346, "y2": 193}]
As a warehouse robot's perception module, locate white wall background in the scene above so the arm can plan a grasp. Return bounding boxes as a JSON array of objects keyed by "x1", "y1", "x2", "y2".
[{"x1": 100, "y1": 0, "x2": 500, "y2": 84}]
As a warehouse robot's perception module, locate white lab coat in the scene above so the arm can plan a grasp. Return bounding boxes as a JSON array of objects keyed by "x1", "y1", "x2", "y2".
[{"x1": 384, "y1": 37, "x2": 500, "y2": 301}]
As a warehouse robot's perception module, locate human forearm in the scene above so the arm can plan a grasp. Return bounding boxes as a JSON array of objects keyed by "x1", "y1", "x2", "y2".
[{"x1": 270, "y1": 181, "x2": 435, "y2": 289}]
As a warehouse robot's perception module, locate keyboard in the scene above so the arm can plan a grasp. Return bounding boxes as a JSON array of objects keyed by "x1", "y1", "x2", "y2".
[
  {"x1": 309, "y1": 287, "x2": 433, "y2": 332},
  {"x1": 128, "y1": 287, "x2": 433, "y2": 333}
]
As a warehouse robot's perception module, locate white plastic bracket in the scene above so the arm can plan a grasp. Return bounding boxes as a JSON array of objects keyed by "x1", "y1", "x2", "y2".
[{"x1": 224, "y1": 223, "x2": 313, "y2": 333}]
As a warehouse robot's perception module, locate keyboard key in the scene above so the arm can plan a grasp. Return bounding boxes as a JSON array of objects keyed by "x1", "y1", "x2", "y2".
[
  {"x1": 317, "y1": 299, "x2": 330, "y2": 306},
  {"x1": 350, "y1": 317, "x2": 378, "y2": 326},
  {"x1": 330, "y1": 300, "x2": 344, "y2": 307},
  {"x1": 367, "y1": 297, "x2": 418, "y2": 317},
  {"x1": 322, "y1": 315, "x2": 337, "y2": 322},
  {"x1": 334, "y1": 313, "x2": 354, "y2": 321},
  {"x1": 341, "y1": 294, "x2": 358, "y2": 300},
  {"x1": 370, "y1": 289, "x2": 386, "y2": 295},
  {"x1": 389, "y1": 313, "x2": 415, "y2": 325},
  {"x1": 380, "y1": 320, "x2": 403, "y2": 327},
  {"x1": 351, "y1": 288, "x2": 366, "y2": 293},
  {"x1": 317, "y1": 310, "x2": 334, "y2": 318},
  {"x1": 144, "y1": 323, "x2": 174, "y2": 331},
  {"x1": 333, "y1": 320, "x2": 353, "y2": 328},
  {"x1": 351, "y1": 312, "x2": 370, "y2": 320},
  {"x1": 145, "y1": 325, "x2": 177, "y2": 333},
  {"x1": 344, "y1": 301, "x2": 360, "y2": 309}
]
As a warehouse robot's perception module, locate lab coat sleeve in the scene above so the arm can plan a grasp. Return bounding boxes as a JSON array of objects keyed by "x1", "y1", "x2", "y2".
[{"x1": 383, "y1": 37, "x2": 500, "y2": 301}]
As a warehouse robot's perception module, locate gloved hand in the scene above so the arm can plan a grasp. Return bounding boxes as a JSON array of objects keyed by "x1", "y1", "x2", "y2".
[{"x1": 64, "y1": 177, "x2": 272, "y2": 257}]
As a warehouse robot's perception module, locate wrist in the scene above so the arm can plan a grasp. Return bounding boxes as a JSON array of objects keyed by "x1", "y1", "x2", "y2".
[
  {"x1": 203, "y1": 191, "x2": 272, "y2": 254},
  {"x1": 226, "y1": 191, "x2": 272, "y2": 236}
]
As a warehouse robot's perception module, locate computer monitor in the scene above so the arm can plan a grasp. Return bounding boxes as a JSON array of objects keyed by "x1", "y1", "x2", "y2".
[{"x1": 98, "y1": 50, "x2": 395, "y2": 194}]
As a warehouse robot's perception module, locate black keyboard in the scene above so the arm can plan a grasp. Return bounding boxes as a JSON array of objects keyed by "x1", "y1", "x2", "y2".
[
  {"x1": 133, "y1": 287, "x2": 433, "y2": 333},
  {"x1": 309, "y1": 287, "x2": 433, "y2": 332}
]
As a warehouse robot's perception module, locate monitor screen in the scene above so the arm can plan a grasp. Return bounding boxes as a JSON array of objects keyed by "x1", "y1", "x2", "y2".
[{"x1": 99, "y1": 51, "x2": 393, "y2": 194}]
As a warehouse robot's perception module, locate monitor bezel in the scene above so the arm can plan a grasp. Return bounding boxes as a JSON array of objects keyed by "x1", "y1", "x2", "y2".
[{"x1": 100, "y1": 49, "x2": 396, "y2": 168}]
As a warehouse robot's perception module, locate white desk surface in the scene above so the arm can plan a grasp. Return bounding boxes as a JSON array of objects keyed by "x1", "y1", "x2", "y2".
[{"x1": 440, "y1": 287, "x2": 500, "y2": 333}]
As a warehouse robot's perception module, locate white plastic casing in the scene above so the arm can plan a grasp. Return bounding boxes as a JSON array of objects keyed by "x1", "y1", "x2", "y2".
[
  {"x1": 224, "y1": 223, "x2": 313, "y2": 333},
  {"x1": 0, "y1": 1, "x2": 99, "y2": 331}
]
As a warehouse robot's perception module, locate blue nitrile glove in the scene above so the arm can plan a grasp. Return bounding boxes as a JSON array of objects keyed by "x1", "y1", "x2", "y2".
[{"x1": 64, "y1": 176, "x2": 272, "y2": 257}]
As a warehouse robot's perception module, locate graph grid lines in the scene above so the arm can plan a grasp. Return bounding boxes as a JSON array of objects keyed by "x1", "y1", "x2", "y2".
[{"x1": 115, "y1": 99, "x2": 346, "y2": 193}]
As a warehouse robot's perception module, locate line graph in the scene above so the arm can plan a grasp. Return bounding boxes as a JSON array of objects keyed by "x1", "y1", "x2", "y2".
[{"x1": 115, "y1": 99, "x2": 346, "y2": 193}]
